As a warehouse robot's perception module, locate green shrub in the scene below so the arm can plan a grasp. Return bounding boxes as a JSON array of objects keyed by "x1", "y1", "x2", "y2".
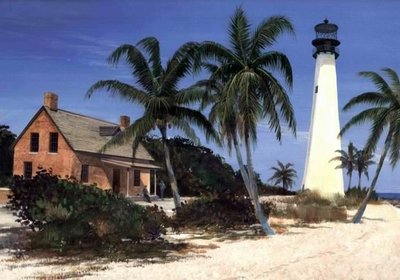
[
  {"x1": 259, "y1": 186, "x2": 297, "y2": 196},
  {"x1": 345, "y1": 187, "x2": 378, "y2": 201},
  {"x1": 172, "y1": 195, "x2": 274, "y2": 230},
  {"x1": 0, "y1": 175, "x2": 13, "y2": 187},
  {"x1": 8, "y1": 170, "x2": 165, "y2": 250}
]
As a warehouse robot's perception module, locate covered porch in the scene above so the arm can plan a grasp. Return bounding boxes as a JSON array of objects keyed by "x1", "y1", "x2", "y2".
[{"x1": 102, "y1": 158, "x2": 161, "y2": 197}]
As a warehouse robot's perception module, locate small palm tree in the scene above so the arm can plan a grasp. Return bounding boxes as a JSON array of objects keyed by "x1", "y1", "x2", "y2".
[
  {"x1": 331, "y1": 142, "x2": 357, "y2": 189},
  {"x1": 354, "y1": 150, "x2": 375, "y2": 188},
  {"x1": 87, "y1": 37, "x2": 218, "y2": 209},
  {"x1": 340, "y1": 68, "x2": 400, "y2": 223},
  {"x1": 198, "y1": 7, "x2": 295, "y2": 235},
  {"x1": 268, "y1": 161, "x2": 297, "y2": 190}
]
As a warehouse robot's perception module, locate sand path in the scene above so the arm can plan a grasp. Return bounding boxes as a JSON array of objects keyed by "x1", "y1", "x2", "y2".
[{"x1": 1, "y1": 203, "x2": 399, "y2": 279}]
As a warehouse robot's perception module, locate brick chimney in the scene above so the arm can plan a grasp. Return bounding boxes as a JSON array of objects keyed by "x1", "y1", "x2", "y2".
[
  {"x1": 43, "y1": 92, "x2": 58, "y2": 111},
  {"x1": 120, "y1": 115, "x2": 130, "y2": 130}
]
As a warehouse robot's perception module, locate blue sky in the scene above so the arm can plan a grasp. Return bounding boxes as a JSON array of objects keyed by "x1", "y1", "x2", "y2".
[{"x1": 1, "y1": 0, "x2": 399, "y2": 193}]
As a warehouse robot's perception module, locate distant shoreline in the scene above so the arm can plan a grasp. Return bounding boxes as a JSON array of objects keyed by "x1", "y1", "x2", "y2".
[{"x1": 377, "y1": 192, "x2": 400, "y2": 200}]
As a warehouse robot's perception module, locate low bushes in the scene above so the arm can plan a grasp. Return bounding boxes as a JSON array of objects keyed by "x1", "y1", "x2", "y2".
[
  {"x1": 345, "y1": 186, "x2": 378, "y2": 201},
  {"x1": 8, "y1": 170, "x2": 165, "y2": 250},
  {"x1": 172, "y1": 195, "x2": 274, "y2": 230},
  {"x1": 270, "y1": 190, "x2": 348, "y2": 223},
  {"x1": 259, "y1": 186, "x2": 297, "y2": 196}
]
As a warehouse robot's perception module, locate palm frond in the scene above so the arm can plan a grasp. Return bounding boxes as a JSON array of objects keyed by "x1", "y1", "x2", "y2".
[
  {"x1": 359, "y1": 71, "x2": 392, "y2": 96},
  {"x1": 175, "y1": 84, "x2": 209, "y2": 105},
  {"x1": 339, "y1": 108, "x2": 384, "y2": 136},
  {"x1": 257, "y1": 68, "x2": 296, "y2": 137},
  {"x1": 228, "y1": 7, "x2": 251, "y2": 59},
  {"x1": 250, "y1": 15, "x2": 294, "y2": 56},
  {"x1": 382, "y1": 68, "x2": 400, "y2": 89},
  {"x1": 389, "y1": 111, "x2": 400, "y2": 167},
  {"x1": 342, "y1": 92, "x2": 389, "y2": 111},
  {"x1": 364, "y1": 108, "x2": 391, "y2": 153},
  {"x1": 169, "y1": 117, "x2": 200, "y2": 145},
  {"x1": 137, "y1": 37, "x2": 163, "y2": 80},
  {"x1": 86, "y1": 80, "x2": 149, "y2": 104},
  {"x1": 253, "y1": 51, "x2": 293, "y2": 88},
  {"x1": 170, "y1": 106, "x2": 220, "y2": 144},
  {"x1": 163, "y1": 42, "x2": 200, "y2": 93},
  {"x1": 107, "y1": 44, "x2": 155, "y2": 93},
  {"x1": 200, "y1": 41, "x2": 243, "y2": 67},
  {"x1": 99, "y1": 114, "x2": 155, "y2": 152}
]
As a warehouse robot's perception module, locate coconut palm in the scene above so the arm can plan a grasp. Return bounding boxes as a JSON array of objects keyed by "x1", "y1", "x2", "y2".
[
  {"x1": 331, "y1": 142, "x2": 357, "y2": 189},
  {"x1": 87, "y1": 37, "x2": 218, "y2": 209},
  {"x1": 268, "y1": 161, "x2": 297, "y2": 190},
  {"x1": 354, "y1": 149, "x2": 375, "y2": 188},
  {"x1": 198, "y1": 7, "x2": 295, "y2": 235},
  {"x1": 340, "y1": 68, "x2": 400, "y2": 223}
]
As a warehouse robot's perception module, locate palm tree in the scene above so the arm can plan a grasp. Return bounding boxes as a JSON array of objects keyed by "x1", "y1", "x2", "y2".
[
  {"x1": 268, "y1": 161, "x2": 297, "y2": 190},
  {"x1": 340, "y1": 68, "x2": 400, "y2": 223},
  {"x1": 87, "y1": 37, "x2": 218, "y2": 209},
  {"x1": 330, "y1": 142, "x2": 357, "y2": 189},
  {"x1": 354, "y1": 149, "x2": 375, "y2": 188},
  {"x1": 198, "y1": 7, "x2": 296, "y2": 235}
]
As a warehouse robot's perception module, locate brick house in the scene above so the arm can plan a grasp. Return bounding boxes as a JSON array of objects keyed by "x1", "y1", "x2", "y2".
[{"x1": 13, "y1": 92, "x2": 160, "y2": 197}]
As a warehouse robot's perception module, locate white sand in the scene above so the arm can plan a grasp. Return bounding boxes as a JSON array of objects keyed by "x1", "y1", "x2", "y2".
[{"x1": 1, "y1": 203, "x2": 400, "y2": 280}]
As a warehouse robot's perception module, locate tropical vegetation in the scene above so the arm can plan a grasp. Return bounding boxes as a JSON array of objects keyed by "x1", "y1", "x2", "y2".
[
  {"x1": 340, "y1": 68, "x2": 400, "y2": 223},
  {"x1": 268, "y1": 161, "x2": 297, "y2": 190},
  {"x1": 331, "y1": 142, "x2": 357, "y2": 189},
  {"x1": 141, "y1": 136, "x2": 241, "y2": 196},
  {"x1": 7, "y1": 170, "x2": 165, "y2": 250},
  {"x1": 0, "y1": 124, "x2": 16, "y2": 186},
  {"x1": 354, "y1": 149, "x2": 375, "y2": 188},
  {"x1": 196, "y1": 7, "x2": 295, "y2": 235},
  {"x1": 331, "y1": 142, "x2": 374, "y2": 189},
  {"x1": 87, "y1": 37, "x2": 218, "y2": 209}
]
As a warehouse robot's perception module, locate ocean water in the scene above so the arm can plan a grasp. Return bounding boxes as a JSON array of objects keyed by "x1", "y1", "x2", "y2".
[{"x1": 377, "y1": 193, "x2": 400, "y2": 200}]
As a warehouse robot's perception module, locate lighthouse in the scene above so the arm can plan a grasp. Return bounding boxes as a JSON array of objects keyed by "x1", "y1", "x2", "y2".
[{"x1": 302, "y1": 19, "x2": 344, "y2": 198}]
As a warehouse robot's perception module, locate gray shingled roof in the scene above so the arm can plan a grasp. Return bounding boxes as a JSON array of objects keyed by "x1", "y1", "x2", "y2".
[{"x1": 45, "y1": 107, "x2": 154, "y2": 161}]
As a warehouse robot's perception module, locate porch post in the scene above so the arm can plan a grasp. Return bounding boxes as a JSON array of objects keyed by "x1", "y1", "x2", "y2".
[
  {"x1": 126, "y1": 168, "x2": 130, "y2": 197},
  {"x1": 154, "y1": 170, "x2": 157, "y2": 196}
]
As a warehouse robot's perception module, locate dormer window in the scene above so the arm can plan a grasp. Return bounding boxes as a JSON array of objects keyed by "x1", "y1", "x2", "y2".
[
  {"x1": 49, "y1": 132, "x2": 58, "y2": 153},
  {"x1": 30, "y1": 133, "x2": 39, "y2": 152}
]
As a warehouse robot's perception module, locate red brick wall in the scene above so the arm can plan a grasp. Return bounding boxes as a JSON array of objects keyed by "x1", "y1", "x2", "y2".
[
  {"x1": 13, "y1": 110, "x2": 81, "y2": 180},
  {"x1": 76, "y1": 152, "x2": 112, "y2": 190}
]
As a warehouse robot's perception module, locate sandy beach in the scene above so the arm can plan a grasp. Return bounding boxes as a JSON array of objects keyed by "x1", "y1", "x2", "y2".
[{"x1": 1, "y1": 202, "x2": 399, "y2": 280}]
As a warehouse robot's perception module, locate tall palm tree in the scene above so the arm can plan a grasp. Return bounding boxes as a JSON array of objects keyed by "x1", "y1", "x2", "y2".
[
  {"x1": 354, "y1": 149, "x2": 375, "y2": 188},
  {"x1": 268, "y1": 161, "x2": 297, "y2": 190},
  {"x1": 87, "y1": 37, "x2": 218, "y2": 209},
  {"x1": 198, "y1": 7, "x2": 296, "y2": 235},
  {"x1": 340, "y1": 68, "x2": 400, "y2": 223},
  {"x1": 330, "y1": 142, "x2": 357, "y2": 189}
]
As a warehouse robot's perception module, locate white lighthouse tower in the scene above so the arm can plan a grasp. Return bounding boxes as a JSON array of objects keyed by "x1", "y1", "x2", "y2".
[{"x1": 302, "y1": 19, "x2": 344, "y2": 198}]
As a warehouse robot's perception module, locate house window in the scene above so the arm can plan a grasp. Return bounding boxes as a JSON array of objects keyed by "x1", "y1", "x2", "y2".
[
  {"x1": 81, "y1": 164, "x2": 89, "y2": 183},
  {"x1": 133, "y1": 169, "x2": 141, "y2": 186},
  {"x1": 49, "y1": 132, "x2": 58, "y2": 153},
  {"x1": 30, "y1": 133, "x2": 39, "y2": 152},
  {"x1": 24, "y1": 162, "x2": 33, "y2": 179}
]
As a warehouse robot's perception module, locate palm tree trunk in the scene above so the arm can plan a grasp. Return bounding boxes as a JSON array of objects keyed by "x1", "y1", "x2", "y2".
[
  {"x1": 357, "y1": 171, "x2": 362, "y2": 188},
  {"x1": 348, "y1": 172, "x2": 352, "y2": 189},
  {"x1": 233, "y1": 136, "x2": 252, "y2": 197},
  {"x1": 352, "y1": 133, "x2": 390, "y2": 223},
  {"x1": 160, "y1": 127, "x2": 181, "y2": 209},
  {"x1": 244, "y1": 138, "x2": 275, "y2": 235}
]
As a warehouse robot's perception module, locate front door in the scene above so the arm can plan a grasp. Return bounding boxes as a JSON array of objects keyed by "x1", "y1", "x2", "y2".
[{"x1": 112, "y1": 169, "x2": 121, "y2": 194}]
